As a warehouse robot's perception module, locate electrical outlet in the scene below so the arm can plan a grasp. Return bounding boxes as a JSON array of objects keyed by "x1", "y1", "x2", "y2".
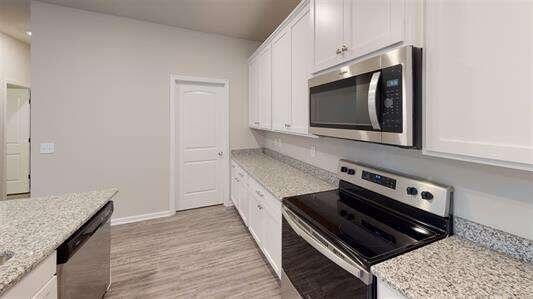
[{"x1": 310, "y1": 145, "x2": 316, "y2": 157}]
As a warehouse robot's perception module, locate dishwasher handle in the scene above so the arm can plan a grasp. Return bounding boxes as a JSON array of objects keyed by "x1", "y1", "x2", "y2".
[{"x1": 57, "y1": 201, "x2": 114, "y2": 264}]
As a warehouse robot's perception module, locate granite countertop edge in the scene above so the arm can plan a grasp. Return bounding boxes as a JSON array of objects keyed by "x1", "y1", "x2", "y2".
[
  {"x1": 230, "y1": 150, "x2": 336, "y2": 200},
  {"x1": 0, "y1": 188, "x2": 119, "y2": 295},
  {"x1": 370, "y1": 236, "x2": 533, "y2": 298}
]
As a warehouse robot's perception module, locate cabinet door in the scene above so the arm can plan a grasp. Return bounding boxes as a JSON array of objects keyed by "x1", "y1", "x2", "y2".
[
  {"x1": 248, "y1": 57, "x2": 260, "y2": 128},
  {"x1": 262, "y1": 205, "x2": 282, "y2": 277},
  {"x1": 248, "y1": 191, "x2": 263, "y2": 245},
  {"x1": 311, "y1": 0, "x2": 344, "y2": 72},
  {"x1": 259, "y1": 46, "x2": 272, "y2": 130},
  {"x1": 271, "y1": 29, "x2": 292, "y2": 132},
  {"x1": 344, "y1": 0, "x2": 404, "y2": 60},
  {"x1": 237, "y1": 171, "x2": 248, "y2": 225},
  {"x1": 290, "y1": 6, "x2": 312, "y2": 135},
  {"x1": 424, "y1": 1, "x2": 533, "y2": 170}
]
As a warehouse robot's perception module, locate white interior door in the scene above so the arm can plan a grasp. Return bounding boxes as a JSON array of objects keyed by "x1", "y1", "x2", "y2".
[
  {"x1": 175, "y1": 80, "x2": 228, "y2": 210},
  {"x1": 5, "y1": 88, "x2": 30, "y2": 195}
]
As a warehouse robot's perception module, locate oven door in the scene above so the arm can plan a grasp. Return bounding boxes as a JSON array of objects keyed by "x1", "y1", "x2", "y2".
[{"x1": 281, "y1": 207, "x2": 375, "y2": 299}]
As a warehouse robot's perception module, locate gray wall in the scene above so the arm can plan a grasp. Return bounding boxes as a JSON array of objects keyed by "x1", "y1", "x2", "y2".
[
  {"x1": 31, "y1": 2, "x2": 260, "y2": 219},
  {"x1": 260, "y1": 131, "x2": 533, "y2": 239}
]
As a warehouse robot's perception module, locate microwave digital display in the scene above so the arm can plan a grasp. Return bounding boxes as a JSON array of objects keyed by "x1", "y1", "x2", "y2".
[{"x1": 386, "y1": 79, "x2": 399, "y2": 87}]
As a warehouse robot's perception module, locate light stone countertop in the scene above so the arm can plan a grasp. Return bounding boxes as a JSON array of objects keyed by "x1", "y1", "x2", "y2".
[
  {"x1": 0, "y1": 188, "x2": 118, "y2": 295},
  {"x1": 371, "y1": 236, "x2": 533, "y2": 298},
  {"x1": 231, "y1": 150, "x2": 336, "y2": 200}
]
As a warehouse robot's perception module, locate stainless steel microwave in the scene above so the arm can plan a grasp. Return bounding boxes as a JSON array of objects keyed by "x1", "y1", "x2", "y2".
[{"x1": 309, "y1": 45, "x2": 422, "y2": 148}]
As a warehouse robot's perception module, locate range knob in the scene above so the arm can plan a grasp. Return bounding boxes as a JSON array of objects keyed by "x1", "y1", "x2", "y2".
[
  {"x1": 406, "y1": 187, "x2": 418, "y2": 196},
  {"x1": 347, "y1": 169, "x2": 355, "y2": 175},
  {"x1": 340, "y1": 166, "x2": 348, "y2": 173},
  {"x1": 421, "y1": 191, "x2": 434, "y2": 200}
]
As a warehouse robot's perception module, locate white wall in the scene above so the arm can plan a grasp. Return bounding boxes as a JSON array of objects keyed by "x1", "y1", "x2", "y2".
[
  {"x1": 0, "y1": 32, "x2": 30, "y2": 87},
  {"x1": 31, "y1": 1, "x2": 260, "y2": 219},
  {"x1": 260, "y1": 132, "x2": 533, "y2": 240}
]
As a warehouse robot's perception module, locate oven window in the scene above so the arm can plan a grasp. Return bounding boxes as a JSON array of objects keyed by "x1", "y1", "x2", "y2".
[{"x1": 310, "y1": 72, "x2": 375, "y2": 130}]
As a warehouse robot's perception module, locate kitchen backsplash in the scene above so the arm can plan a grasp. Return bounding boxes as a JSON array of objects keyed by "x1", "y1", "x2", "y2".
[{"x1": 257, "y1": 145, "x2": 533, "y2": 263}]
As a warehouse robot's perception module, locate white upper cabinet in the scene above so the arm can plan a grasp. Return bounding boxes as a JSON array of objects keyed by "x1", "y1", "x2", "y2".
[
  {"x1": 312, "y1": 0, "x2": 344, "y2": 71},
  {"x1": 311, "y1": 0, "x2": 406, "y2": 73},
  {"x1": 248, "y1": 57, "x2": 260, "y2": 128},
  {"x1": 258, "y1": 46, "x2": 272, "y2": 130},
  {"x1": 271, "y1": 28, "x2": 292, "y2": 132},
  {"x1": 344, "y1": 0, "x2": 404, "y2": 61},
  {"x1": 290, "y1": 7, "x2": 313, "y2": 135},
  {"x1": 424, "y1": 1, "x2": 533, "y2": 171},
  {"x1": 249, "y1": 1, "x2": 314, "y2": 137}
]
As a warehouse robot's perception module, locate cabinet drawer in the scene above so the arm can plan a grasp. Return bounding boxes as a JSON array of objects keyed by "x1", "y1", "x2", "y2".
[
  {"x1": 248, "y1": 178, "x2": 281, "y2": 224},
  {"x1": 3, "y1": 252, "x2": 56, "y2": 299}
]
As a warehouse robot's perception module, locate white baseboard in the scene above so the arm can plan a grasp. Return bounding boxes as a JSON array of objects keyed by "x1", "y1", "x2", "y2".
[{"x1": 111, "y1": 210, "x2": 175, "y2": 226}]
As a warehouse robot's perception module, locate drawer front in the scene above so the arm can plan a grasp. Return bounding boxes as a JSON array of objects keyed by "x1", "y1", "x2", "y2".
[
  {"x1": 249, "y1": 178, "x2": 281, "y2": 224},
  {"x1": 32, "y1": 275, "x2": 57, "y2": 299}
]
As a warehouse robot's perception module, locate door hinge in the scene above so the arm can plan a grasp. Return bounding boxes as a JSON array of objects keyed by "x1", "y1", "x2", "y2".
[
  {"x1": 28, "y1": 137, "x2": 31, "y2": 143},
  {"x1": 28, "y1": 174, "x2": 31, "y2": 180}
]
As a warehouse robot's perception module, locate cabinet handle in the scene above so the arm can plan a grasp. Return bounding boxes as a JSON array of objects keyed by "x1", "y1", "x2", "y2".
[
  {"x1": 257, "y1": 204, "x2": 263, "y2": 210},
  {"x1": 336, "y1": 47, "x2": 342, "y2": 55},
  {"x1": 256, "y1": 190, "x2": 264, "y2": 197},
  {"x1": 341, "y1": 44, "x2": 348, "y2": 52},
  {"x1": 235, "y1": 178, "x2": 240, "y2": 182}
]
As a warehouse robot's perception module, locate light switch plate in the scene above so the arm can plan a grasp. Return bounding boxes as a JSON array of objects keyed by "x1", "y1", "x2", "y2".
[{"x1": 40, "y1": 142, "x2": 55, "y2": 154}]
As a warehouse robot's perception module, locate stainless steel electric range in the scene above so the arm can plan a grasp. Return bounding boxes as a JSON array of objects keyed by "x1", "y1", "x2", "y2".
[{"x1": 281, "y1": 159, "x2": 453, "y2": 298}]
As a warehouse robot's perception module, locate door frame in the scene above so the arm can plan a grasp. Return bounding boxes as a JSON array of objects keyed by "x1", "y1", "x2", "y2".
[
  {"x1": 1, "y1": 79, "x2": 31, "y2": 199},
  {"x1": 169, "y1": 74, "x2": 230, "y2": 212}
]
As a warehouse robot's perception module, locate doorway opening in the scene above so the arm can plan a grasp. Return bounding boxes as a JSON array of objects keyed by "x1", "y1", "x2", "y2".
[{"x1": 5, "y1": 83, "x2": 31, "y2": 199}]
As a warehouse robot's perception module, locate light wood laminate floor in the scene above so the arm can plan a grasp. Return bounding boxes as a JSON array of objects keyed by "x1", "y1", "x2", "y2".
[{"x1": 105, "y1": 205, "x2": 281, "y2": 298}]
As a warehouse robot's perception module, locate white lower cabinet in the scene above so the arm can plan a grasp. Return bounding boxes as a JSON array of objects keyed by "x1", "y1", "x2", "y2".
[
  {"x1": 2, "y1": 252, "x2": 57, "y2": 299},
  {"x1": 376, "y1": 278, "x2": 407, "y2": 299},
  {"x1": 230, "y1": 160, "x2": 282, "y2": 278}
]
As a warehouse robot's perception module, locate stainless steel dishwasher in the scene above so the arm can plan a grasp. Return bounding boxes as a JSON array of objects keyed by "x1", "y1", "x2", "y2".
[{"x1": 57, "y1": 201, "x2": 114, "y2": 299}]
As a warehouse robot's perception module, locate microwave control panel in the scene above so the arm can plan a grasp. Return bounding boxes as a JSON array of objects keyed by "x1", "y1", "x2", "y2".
[{"x1": 381, "y1": 64, "x2": 403, "y2": 133}]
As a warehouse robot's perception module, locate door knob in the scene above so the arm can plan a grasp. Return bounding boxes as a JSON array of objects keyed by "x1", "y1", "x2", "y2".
[{"x1": 218, "y1": 151, "x2": 223, "y2": 157}]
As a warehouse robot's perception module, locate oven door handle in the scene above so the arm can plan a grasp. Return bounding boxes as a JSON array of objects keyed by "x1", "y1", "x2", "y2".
[
  {"x1": 282, "y1": 208, "x2": 373, "y2": 285},
  {"x1": 368, "y1": 71, "x2": 381, "y2": 130}
]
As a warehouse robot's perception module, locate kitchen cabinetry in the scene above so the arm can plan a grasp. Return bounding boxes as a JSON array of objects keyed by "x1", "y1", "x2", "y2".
[
  {"x1": 2, "y1": 252, "x2": 57, "y2": 299},
  {"x1": 250, "y1": 1, "x2": 314, "y2": 137},
  {"x1": 271, "y1": 28, "x2": 292, "y2": 132},
  {"x1": 249, "y1": 46, "x2": 272, "y2": 130},
  {"x1": 376, "y1": 278, "x2": 407, "y2": 299},
  {"x1": 230, "y1": 160, "x2": 282, "y2": 278},
  {"x1": 231, "y1": 161, "x2": 249, "y2": 225},
  {"x1": 311, "y1": 0, "x2": 406, "y2": 73},
  {"x1": 424, "y1": 1, "x2": 533, "y2": 171},
  {"x1": 248, "y1": 57, "x2": 260, "y2": 128}
]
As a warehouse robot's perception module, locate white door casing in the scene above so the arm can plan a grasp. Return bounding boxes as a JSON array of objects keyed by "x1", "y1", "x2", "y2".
[
  {"x1": 6, "y1": 88, "x2": 30, "y2": 195},
  {"x1": 170, "y1": 75, "x2": 229, "y2": 211}
]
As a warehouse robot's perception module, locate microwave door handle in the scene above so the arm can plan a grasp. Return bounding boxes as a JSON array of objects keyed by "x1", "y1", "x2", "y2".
[{"x1": 368, "y1": 71, "x2": 381, "y2": 130}]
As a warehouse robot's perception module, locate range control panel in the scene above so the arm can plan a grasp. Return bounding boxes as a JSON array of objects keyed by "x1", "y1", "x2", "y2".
[
  {"x1": 361, "y1": 171, "x2": 396, "y2": 189},
  {"x1": 337, "y1": 159, "x2": 453, "y2": 217}
]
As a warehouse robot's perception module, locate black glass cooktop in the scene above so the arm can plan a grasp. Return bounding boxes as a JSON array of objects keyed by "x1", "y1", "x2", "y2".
[{"x1": 283, "y1": 181, "x2": 450, "y2": 267}]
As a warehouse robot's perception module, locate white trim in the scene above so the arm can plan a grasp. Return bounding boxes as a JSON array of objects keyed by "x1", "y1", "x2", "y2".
[
  {"x1": 423, "y1": 149, "x2": 533, "y2": 173},
  {"x1": 111, "y1": 210, "x2": 175, "y2": 226},
  {"x1": 169, "y1": 74, "x2": 230, "y2": 212}
]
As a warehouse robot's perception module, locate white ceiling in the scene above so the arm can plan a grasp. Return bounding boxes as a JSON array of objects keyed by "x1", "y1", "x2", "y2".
[
  {"x1": 38, "y1": 0, "x2": 301, "y2": 42},
  {"x1": 0, "y1": 0, "x2": 31, "y2": 43}
]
